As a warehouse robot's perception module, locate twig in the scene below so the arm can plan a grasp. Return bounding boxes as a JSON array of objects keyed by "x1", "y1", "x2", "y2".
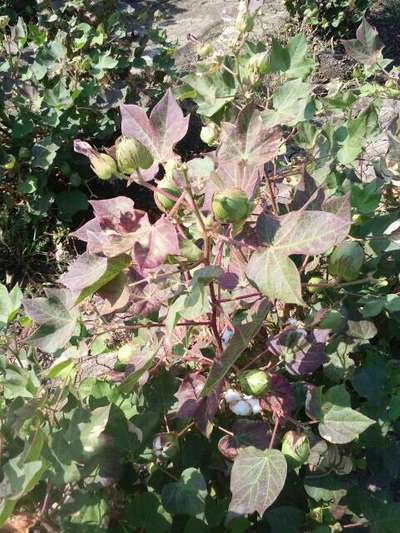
[{"x1": 269, "y1": 417, "x2": 281, "y2": 449}]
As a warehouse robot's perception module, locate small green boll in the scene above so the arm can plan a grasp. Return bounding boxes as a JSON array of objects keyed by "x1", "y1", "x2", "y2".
[
  {"x1": 200, "y1": 124, "x2": 218, "y2": 146},
  {"x1": 235, "y1": 3, "x2": 255, "y2": 34},
  {"x1": 154, "y1": 177, "x2": 180, "y2": 213},
  {"x1": 116, "y1": 137, "x2": 154, "y2": 174},
  {"x1": 3, "y1": 155, "x2": 16, "y2": 170},
  {"x1": 281, "y1": 430, "x2": 310, "y2": 469},
  {"x1": 307, "y1": 276, "x2": 323, "y2": 294},
  {"x1": 89, "y1": 153, "x2": 118, "y2": 180},
  {"x1": 239, "y1": 369, "x2": 271, "y2": 397},
  {"x1": 328, "y1": 241, "x2": 364, "y2": 281},
  {"x1": 212, "y1": 187, "x2": 250, "y2": 224}
]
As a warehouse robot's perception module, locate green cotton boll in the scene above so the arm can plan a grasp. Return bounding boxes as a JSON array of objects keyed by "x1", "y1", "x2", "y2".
[
  {"x1": 154, "y1": 177, "x2": 181, "y2": 213},
  {"x1": 212, "y1": 187, "x2": 250, "y2": 224},
  {"x1": 116, "y1": 137, "x2": 154, "y2": 174},
  {"x1": 328, "y1": 241, "x2": 364, "y2": 281},
  {"x1": 239, "y1": 369, "x2": 271, "y2": 397},
  {"x1": 90, "y1": 153, "x2": 118, "y2": 180},
  {"x1": 200, "y1": 124, "x2": 218, "y2": 146},
  {"x1": 281, "y1": 430, "x2": 310, "y2": 469}
]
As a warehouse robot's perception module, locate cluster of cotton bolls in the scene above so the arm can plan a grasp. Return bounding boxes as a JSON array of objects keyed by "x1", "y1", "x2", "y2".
[{"x1": 223, "y1": 389, "x2": 262, "y2": 416}]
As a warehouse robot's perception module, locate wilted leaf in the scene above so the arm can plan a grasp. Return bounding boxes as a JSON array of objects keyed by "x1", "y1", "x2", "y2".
[
  {"x1": 134, "y1": 217, "x2": 180, "y2": 271},
  {"x1": 229, "y1": 448, "x2": 287, "y2": 516},
  {"x1": 342, "y1": 19, "x2": 384, "y2": 66}
]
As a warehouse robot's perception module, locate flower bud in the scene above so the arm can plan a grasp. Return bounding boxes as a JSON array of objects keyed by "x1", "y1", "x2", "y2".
[
  {"x1": 89, "y1": 153, "x2": 117, "y2": 180},
  {"x1": 153, "y1": 432, "x2": 179, "y2": 460},
  {"x1": 281, "y1": 430, "x2": 310, "y2": 469},
  {"x1": 200, "y1": 123, "x2": 218, "y2": 146},
  {"x1": 328, "y1": 241, "x2": 364, "y2": 281},
  {"x1": 154, "y1": 177, "x2": 180, "y2": 212},
  {"x1": 116, "y1": 137, "x2": 153, "y2": 174},
  {"x1": 212, "y1": 187, "x2": 250, "y2": 224},
  {"x1": 117, "y1": 342, "x2": 136, "y2": 364},
  {"x1": 240, "y1": 370, "x2": 271, "y2": 397},
  {"x1": 198, "y1": 43, "x2": 214, "y2": 58},
  {"x1": 248, "y1": 52, "x2": 269, "y2": 76},
  {"x1": 235, "y1": 3, "x2": 255, "y2": 34},
  {"x1": 0, "y1": 16, "x2": 10, "y2": 29}
]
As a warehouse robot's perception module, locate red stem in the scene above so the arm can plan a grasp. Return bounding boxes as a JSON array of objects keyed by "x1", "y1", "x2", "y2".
[{"x1": 269, "y1": 416, "x2": 281, "y2": 449}]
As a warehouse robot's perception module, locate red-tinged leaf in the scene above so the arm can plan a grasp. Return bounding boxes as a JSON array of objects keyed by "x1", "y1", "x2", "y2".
[
  {"x1": 120, "y1": 89, "x2": 189, "y2": 163},
  {"x1": 74, "y1": 139, "x2": 96, "y2": 157},
  {"x1": 71, "y1": 197, "x2": 150, "y2": 257},
  {"x1": 133, "y1": 217, "x2": 180, "y2": 271},
  {"x1": 246, "y1": 248, "x2": 304, "y2": 306},
  {"x1": 270, "y1": 209, "x2": 350, "y2": 256},
  {"x1": 98, "y1": 272, "x2": 130, "y2": 315},
  {"x1": 270, "y1": 327, "x2": 328, "y2": 375},
  {"x1": 59, "y1": 253, "x2": 108, "y2": 292},
  {"x1": 218, "y1": 106, "x2": 282, "y2": 168},
  {"x1": 175, "y1": 373, "x2": 206, "y2": 419},
  {"x1": 149, "y1": 89, "x2": 190, "y2": 161},
  {"x1": 218, "y1": 420, "x2": 270, "y2": 461},
  {"x1": 193, "y1": 381, "x2": 223, "y2": 437},
  {"x1": 323, "y1": 192, "x2": 351, "y2": 225},
  {"x1": 203, "y1": 162, "x2": 262, "y2": 212},
  {"x1": 262, "y1": 373, "x2": 295, "y2": 421},
  {"x1": 174, "y1": 373, "x2": 221, "y2": 437},
  {"x1": 202, "y1": 300, "x2": 269, "y2": 396}
]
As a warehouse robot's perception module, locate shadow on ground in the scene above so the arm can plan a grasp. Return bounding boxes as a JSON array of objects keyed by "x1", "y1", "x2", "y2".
[{"x1": 369, "y1": 0, "x2": 400, "y2": 66}]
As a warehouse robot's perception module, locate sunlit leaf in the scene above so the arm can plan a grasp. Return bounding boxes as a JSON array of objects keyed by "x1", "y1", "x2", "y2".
[{"x1": 229, "y1": 448, "x2": 287, "y2": 516}]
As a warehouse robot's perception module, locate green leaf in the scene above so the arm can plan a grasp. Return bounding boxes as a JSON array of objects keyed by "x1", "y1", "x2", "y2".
[
  {"x1": 318, "y1": 385, "x2": 375, "y2": 444},
  {"x1": 269, "y1": 38, "x2": 290, "y2": 73},
  {"x1": 32, "y1": 137, "x2": 60, "y2": 170},
  {"x1": 126, "y1": 493, "x2": 172, "y2": 532},
  {"x1": 286, "y1": 34, "x2": 315, "y2": 78},
  {"x1": 161, "y1": 468, "x2": 207, "y2": 517},
  {"x1": 61, "y1": 491, "x2": 108, "y2": 531},
  {"x1": 347, "y1": 320, "x2": 377, "y2": 340},
  {"x1": 304, "y1": 475, "x2": 349, "y2": 503},
  {"x1": 247, "y1": 248, "x2": 304, "y2": 305},
  {"x1": 337, "y1": 105, "x2": 378, "y2": 165},
  {"x1": 56, "y1": 191, "x2": 88, "y2": 221},
  {"x1": 66, "y1": 405, "x2": 111, "y2": 454},
  {"x1": 229, "y1": 448, "x2": 287, "y2": 516},
  {"x1": 351, "y1": 181, "x2": 381, "y2": 215},
  {"x1": 0, "y1": 284, "x2": 22, "y2": 324},
  {"x1": 24, "y1": 289, "x2": 78, "y2": 353},
  {"x1": 202, "y1": 300, "x2": 269, "y2": 395},
  {"x1": 263, "y1": 79, "x2": 314, "y2": 127},
  {"x1": 264, "y1": 505, "x2": 305, "y2": 533}
]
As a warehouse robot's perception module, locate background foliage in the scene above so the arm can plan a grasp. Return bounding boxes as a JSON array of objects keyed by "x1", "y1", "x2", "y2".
[{"x1": 1, "y1": 0, "x2": 400, "y2": 531}]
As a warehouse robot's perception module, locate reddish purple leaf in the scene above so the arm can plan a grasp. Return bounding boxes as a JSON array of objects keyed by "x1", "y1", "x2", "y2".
[
  {"x1": 133, "y1": 217, "x2": 180, "y2": 271},
  {"x1": 175, "y1": 372, "x2": 222, "y2": 437},
  {"x1": 120, "y1": 89, "x2": 189, "y2": 163},
  {"x1": 98, "y1": 272, "x2": 130, "y2": 315},
  {"x1": 262, "y1": 373, "x2": 295, "y2": 421},
  {"x1": 270, "y1": 327, "x2": 329, "y2": 375},
  {"x1": 218, "y1": 106, "x2": 282, "y2": 168},
  {"x1": 175, "y1": 373, "x2": 206, "y2": 419},
  {"x1": 59, "y1": 253, "x2": 107, "y2": 292},
  {"x1": 218, "y1": 420, "x2": 270, "y2": 461}
]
